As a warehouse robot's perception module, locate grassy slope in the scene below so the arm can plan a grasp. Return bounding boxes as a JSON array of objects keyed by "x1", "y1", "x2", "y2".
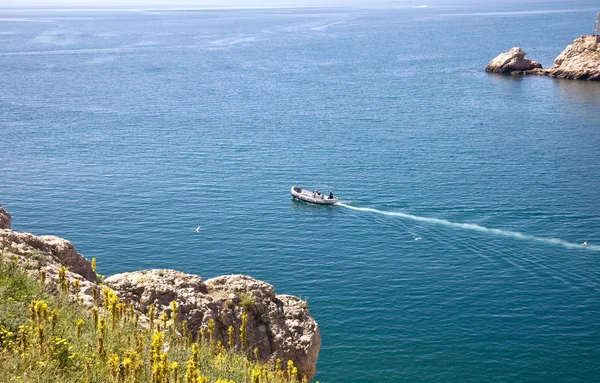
[{"x1": 0, "y1": 256, "x2": 308, "y2": 383}]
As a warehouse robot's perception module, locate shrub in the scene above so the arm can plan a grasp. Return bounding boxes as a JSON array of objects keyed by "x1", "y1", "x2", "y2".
[
  {"x1": 0, "y1": 254, "x2": 314, "y2": 383},
  {"x1": 239, "y1": 293, "x2": 255, "y2": 311}
]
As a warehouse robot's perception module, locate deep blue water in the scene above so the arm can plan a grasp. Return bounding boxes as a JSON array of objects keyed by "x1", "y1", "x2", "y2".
[{"x1": 1, "y1": 2, "x2": 600, "y2": 382}]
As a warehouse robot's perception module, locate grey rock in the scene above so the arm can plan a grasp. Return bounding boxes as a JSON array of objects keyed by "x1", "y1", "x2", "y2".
[
  {"x1": 0, "y1": 205, "x2": 321, "y2": 380},
  {"x1": 546, "y1": 36, "x2": 600, "y2": 80},
  {"x1": 0, "y1": 229, "x2": 96, "y2": 283},
  {"x1": 106, "y1": 271, "x2": 321, "y2": 380},
  {"x1": 486, "y1": 47, "x2": 542, "y2": 73},
  {"x1": 0, "y1": 205, "x2": 11, "y2": 230},
  {"x1": 487, "y1": 36, "x2": 600, "y2": 81}
]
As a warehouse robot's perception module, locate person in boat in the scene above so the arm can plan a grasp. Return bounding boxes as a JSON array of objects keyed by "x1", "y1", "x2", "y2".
[{"x1": 329, "y1": 191, "x2": 334, "y2": 199}]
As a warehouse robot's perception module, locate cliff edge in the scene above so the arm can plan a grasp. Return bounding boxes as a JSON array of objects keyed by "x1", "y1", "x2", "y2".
[
  {"x1": 0, "y1": 205, "x2": 320, "y2": 381},
  {"x1": 487, "y1": 35, "x2": 600, "y2": 81},
  {"x1": 106, "y1": 271, "x2": 321, "y2": 380},
  {"x1": 0, "y1": 205, "x2": 11, "y2": 230}
]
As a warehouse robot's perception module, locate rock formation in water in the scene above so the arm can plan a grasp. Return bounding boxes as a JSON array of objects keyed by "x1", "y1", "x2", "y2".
[
  {"x1": 537, "y1": 35, "x2": 600, "y2": 80},
  {"x1": 485, "y1": 47, "x2": 542, "y2": 73},
  {"x1": 487, "y1": 36, "x2": 600, "y2": 81},
  {"x1": 0, "y1": 206, "x2": 320, "y2": 380}
]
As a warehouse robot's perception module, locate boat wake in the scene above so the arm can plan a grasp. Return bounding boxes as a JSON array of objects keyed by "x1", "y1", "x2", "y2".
[{"x1": 338, "y1": 203, "x2": 599, "y2": 251}]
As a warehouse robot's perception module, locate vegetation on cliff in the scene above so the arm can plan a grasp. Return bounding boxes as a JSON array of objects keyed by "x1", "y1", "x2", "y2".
[
  {"x1": 0, "y1": 204, "x2": 320, "y2": 381},
  {"x1": 0, "y1": 255, "x2": 315, "y2": 383}
]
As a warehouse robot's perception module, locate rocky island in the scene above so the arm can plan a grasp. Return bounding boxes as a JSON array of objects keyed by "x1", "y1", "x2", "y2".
[
  {"x1": 0, "y1": 204, "x2": 320, "y2": 381},
  {"x1": 486, "y1": 35, "x2": 600, "y2": 81}
]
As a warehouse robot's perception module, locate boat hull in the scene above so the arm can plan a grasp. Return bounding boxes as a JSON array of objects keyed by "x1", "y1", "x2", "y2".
[{"x1": 291, "y1": 187, "x2": 339, "y2": 205}]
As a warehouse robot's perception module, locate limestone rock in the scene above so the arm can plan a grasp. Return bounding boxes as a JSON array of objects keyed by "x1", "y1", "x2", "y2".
[
  {"x1": 0, "y1": 204, "x2": 322, "y2": 380},
  {"x1": 0, "y1": 205, "x2": 11, "y2": 229},
  {"x1": 487, "y1": 36, "x2": 600, "y2": 81},
  {"x1": 547, "y1": 35, "x2": 600, "y2": 80},
  {"x1": 105, "y1": 269, "x2": 207, "y2": 309},
  {"x1": 1, "y1": 225, "x2": 99, "y2": 308},
  {"x1": 486, "y1": 47, "x2": 542, "y2": 73},
  {"x1": 0, "y1": 229, "x2": 97, "y2": 283},
  {"x1": 106, "y1": 271, "x2": 321, "y2": 380}
]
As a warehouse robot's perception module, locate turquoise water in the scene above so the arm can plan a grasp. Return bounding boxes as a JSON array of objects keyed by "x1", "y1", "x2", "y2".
[{"x1": 1, "y1": 2, "x2": 600, "y2": 382}]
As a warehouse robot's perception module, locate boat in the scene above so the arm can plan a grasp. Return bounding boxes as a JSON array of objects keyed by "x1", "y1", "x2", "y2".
[{"x1": 291, "y1": 186, "x2": 339, "y2": 205}]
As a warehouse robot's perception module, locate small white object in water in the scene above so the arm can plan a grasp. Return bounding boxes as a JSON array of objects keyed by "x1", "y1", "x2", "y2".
[
  {"x1": 582, "y1": 240, "x2": 587, "y2": 246},
  {"x1": 195, "y1": 226, "x2": 201, "y2": 232},
  {"x1": 411, "y1": 233, "x2": 421, "y2": 241}
]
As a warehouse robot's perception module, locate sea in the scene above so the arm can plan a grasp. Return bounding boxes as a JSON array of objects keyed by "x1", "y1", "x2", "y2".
[{"x1": 1, "y1": 1, "x2": 599, "y2": 382}]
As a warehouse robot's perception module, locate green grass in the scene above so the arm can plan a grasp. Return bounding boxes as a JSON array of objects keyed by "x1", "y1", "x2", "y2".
[
  {"x1": 0, "y1": 255, "x2": 311, "y2": 383},
  {"x1": 238, "y1": 294, "x2": 255, "y2": 312}
]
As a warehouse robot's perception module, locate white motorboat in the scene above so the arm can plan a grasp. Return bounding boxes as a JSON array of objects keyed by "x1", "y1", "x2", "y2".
[{"x1": 291, "y1": 186, "x2": 339, "y2": 205}]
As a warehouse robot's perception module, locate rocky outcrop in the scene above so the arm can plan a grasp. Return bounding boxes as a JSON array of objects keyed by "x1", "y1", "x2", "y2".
[
  {"x1": 544, "y1": 35, "x2": 600, "y2": 80},
  {"x1": 0, "y1": 225, "x2": 99, "y2": 307},
  {"x1": 487, "y1": 36, "x2": 600, "y2": 81},
  {"x1": 0, "y1": 205, "x2": 11, "y2": 229},
  {"x1": 486, "y1": 47, "x2": 542, "y2": 73},
  {"x1": 105, "y1": 271, "x2": 320, "y2": 381},
  {"x1": 0, "y1": 230, "x2": 97, "y2": 283},
  {"x1": 0, "y1": 205, "x2": 321, "y2": 381}
]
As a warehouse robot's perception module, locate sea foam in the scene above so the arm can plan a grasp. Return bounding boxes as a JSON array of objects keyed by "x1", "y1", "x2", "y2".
[{"x1": 339, "y1": 203, "x2": 599, "y2": 251}]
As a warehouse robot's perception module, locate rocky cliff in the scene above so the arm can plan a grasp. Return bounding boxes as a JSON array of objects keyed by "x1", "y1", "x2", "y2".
[
  {"x1": 487, "y1": 35, "x2": 600, "y2": 81},
  {"x1": 106, "y1": 271, "x2": 320, "y2": 380},
  {"x1": 0, "y1": 206, "x2": 320, "y2": 380},
  {"x1": 0, "y1": 205, "x2": 11, "y2": 230}
]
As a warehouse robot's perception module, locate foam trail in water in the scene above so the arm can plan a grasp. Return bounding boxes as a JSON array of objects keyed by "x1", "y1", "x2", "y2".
[{"x1": 338, "y1": 203, "x2": 599, "y2": 251}]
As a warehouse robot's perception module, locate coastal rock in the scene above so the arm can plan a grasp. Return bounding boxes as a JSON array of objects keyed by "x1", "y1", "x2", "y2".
[
  {"x1": 485, "y1": 47, "x2": 542, "y2": 73},
  {"x1": 0, "y1": 225, "x2": 99, "y2": 308},
  {"x1": 104, "y1": 269, "x2": 208, "y2": 309},
  {"x1": 0, "y1": 230, "x2": 97, "y2": 283},
  {"x1": 206, "y1": 275, "x2": 320, "y2": 381},
  {"x1": 0, "y1": 205, "x2": 11, "y2": 229},
  {"x1": 487, "y1": 36, "x2": 600, "y2": 81},
  {"x1": 106, "y1": 271, "x2": 321, "y2": 380},
  {"x1": 0, "y1": 204, "x2": 322, "y2": 380},
  {"x1": 546, "y1": 35, "x2": 600, "y2": 80}
]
